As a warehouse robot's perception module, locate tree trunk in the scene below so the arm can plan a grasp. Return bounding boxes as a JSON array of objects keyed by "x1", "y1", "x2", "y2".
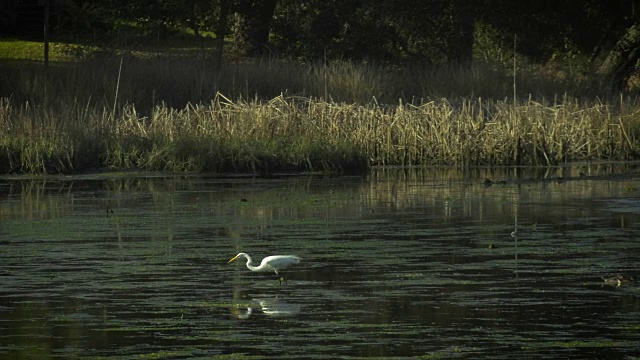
[
  {"x1": 448, "y1": 0, "x2": 475, "y2": 65},
  {"x1": 191, "y1": 23, "x2": 206, "y2": 61},
  {"x1": 233, "y1": 0, "x2": 278, "y2": 56},
  {"x1": 213, "y1": 0, "x2": 230, "y2": 72},
  {"x1": 597, "y1": 22, "x2": 640, "y2": 89}
]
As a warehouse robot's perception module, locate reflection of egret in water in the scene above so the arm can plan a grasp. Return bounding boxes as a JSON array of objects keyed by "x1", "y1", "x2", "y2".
[
  {"x1": 230, "y1": 306, "x2": 253, "y2": 319},
  {"x1": 255, "y1": 298, "x2": 301, "y2": 317},
  {"x1": 231, "y1": 297, "x2": 301, "y2": 319}
]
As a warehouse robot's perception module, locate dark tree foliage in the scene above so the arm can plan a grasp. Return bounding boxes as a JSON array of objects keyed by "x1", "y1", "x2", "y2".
[
  {"x1": 270, "y1": 0, "x2": 479, "y2": 64},
  {"x1": 40, "y1": 0, "x2": 640, "y2": 88}
]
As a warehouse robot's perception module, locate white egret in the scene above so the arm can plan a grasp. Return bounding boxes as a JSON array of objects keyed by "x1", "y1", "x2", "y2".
[{"x1": 228, "y1": 252, "x2": 301, "y2": 283}]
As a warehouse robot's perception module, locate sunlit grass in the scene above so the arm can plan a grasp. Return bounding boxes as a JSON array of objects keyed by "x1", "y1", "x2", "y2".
[
  {"x1": 1, "y1": 93, "x2": 639, "y2": 174},
  {"x1": 1, "y1": 45, "x2": 639, "y2": 174},
  {"x1": 0, "y1": 37, "x2": 74, "y2": 62}
]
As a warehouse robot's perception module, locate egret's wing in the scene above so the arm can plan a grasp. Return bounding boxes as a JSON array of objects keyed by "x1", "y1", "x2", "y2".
[
  {"x1": 271, "y1": 256, "x2": 300, "y2": 266},
  {"x1": 263, "y1": 255, "x2": 301, "y2": 271}
]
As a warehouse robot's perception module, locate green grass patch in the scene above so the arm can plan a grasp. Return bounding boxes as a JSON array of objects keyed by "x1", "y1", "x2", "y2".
[{"x1": 0, "y1": 37, "x2": 75, "y2": 62}]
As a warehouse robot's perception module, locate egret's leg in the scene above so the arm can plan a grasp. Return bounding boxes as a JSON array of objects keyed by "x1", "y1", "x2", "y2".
[
  {"x1": 275, "y1": 272, "x2": 287, "y2": 285},
  {"x1": 271, "y1": 268, "x2": 285, "y2": 285}
]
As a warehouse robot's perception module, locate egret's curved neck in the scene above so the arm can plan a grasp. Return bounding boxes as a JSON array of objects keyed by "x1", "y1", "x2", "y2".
[{"x1": 243, "y1": 255, "x2": 258, "y2": 271}]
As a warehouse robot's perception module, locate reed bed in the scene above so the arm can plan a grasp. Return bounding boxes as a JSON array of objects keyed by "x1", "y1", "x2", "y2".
[
  {"x1": 1, "y1": 56, "x2": 638, "y2": 174},
  {"x1": 1, "y1": 93, "x2": 639, "y2": 174}
]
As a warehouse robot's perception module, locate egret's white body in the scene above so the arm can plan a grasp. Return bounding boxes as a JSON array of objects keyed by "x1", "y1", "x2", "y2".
[{"x1": 228, "y1": 252, "x2": 301, "y2": 275}]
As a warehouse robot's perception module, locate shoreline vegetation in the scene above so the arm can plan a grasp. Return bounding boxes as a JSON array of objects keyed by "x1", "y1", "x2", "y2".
[{"x1": 1, "y1": 56, "x2": 640, "y2": 174}]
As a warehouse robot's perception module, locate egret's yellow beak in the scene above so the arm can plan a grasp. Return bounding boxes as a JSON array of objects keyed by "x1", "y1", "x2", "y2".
[{"x1": 228, "y1": 255, "x2": 240, "y2": 263}]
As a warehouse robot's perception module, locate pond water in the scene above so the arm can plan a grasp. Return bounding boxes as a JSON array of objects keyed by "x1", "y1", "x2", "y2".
[{"x1": 1, "y1": 165, "x2": 639, "y2": 359}]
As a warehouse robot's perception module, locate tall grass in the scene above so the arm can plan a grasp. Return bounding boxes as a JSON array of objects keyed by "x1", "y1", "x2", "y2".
[
  {"x1": 1, "y1": 94, "x2": 638, "y2": 174},
  {"x1": 0, "y1": 55, "x2": 612, "y2": 109},
  {"x1": 0, "y1": 56, "x2": 638, "y2": 174}
]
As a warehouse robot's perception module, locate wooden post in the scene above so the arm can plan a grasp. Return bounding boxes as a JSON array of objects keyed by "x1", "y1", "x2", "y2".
[{"x1": 44, "y1": 0, "x2": 50, "y2": 70}]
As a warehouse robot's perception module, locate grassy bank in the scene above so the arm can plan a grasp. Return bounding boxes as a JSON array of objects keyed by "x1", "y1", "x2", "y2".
[{"x1": 1, "y1": 55, "x2": 639, "y2": 174}]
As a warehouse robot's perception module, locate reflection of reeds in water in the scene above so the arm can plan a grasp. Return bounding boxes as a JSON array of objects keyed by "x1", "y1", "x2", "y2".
[
  {"x1": 360, "y1": 166, "x2": 640, "y2": 225},
  {"x1": 10, "y1": 180, "x2": 69, "y2": 221},
  {"x1": 1, "y1": 94, "x2": 639, "y2": 174},
  {"x1": 2, "y1": 165, "x2": 637, "y2": 230}
]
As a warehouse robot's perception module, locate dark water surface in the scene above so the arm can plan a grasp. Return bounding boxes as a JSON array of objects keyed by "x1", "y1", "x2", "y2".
[{"x1": 1, "y1": 165, "x2": 639, "y2": 359}]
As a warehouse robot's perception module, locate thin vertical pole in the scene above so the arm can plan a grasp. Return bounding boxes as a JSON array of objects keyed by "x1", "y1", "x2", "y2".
[
  {"x1": 512, "y1": 34, "x2": 517, "y2": 105},
  {"x1": 112, "y1": 57, "x2": 124, "y2": 120},
  {"x1": 323, "y1": 48, "x2": 328, "y2": 101}
]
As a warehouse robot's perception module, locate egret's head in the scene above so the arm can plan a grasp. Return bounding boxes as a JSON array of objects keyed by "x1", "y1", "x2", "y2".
[{"x1": 228, "y1": 252, "x2": 247, "y2": 263}]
